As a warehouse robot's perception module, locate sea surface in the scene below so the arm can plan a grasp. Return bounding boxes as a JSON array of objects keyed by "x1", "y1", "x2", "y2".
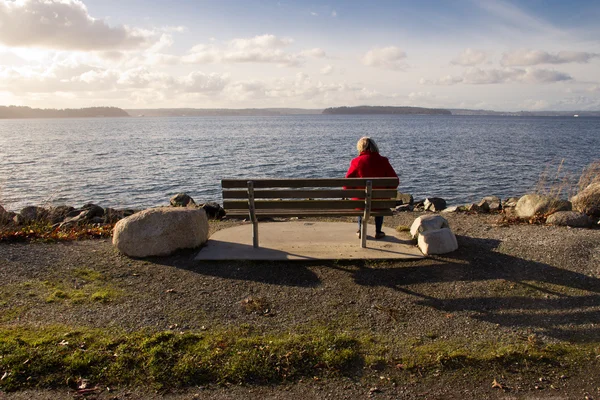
[{"x1": 0, "y1": 114, "x2": 599, "y2": 212}]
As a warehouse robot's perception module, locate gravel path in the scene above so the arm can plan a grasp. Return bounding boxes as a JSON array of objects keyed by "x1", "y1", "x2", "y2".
[{"x1": 1, "y1": 212, "x2": 600, "y2": 399}]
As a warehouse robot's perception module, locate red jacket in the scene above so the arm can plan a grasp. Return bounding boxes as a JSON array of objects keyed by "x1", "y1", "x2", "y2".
[
  {"x1": 345, "y1": 151, "x2": 398, "y2": 183},
  {"x1": 344, "y1": 151, "x2": 398, "y2": 206}
]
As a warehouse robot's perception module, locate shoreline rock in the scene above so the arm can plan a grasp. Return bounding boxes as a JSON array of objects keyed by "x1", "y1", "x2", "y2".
[{"x1": 2, "y1": 190, "x2": 598, "y2": 230}]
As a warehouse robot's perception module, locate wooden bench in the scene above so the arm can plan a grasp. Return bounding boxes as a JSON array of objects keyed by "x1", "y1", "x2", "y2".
[{"x1": 221, "y1": 178, "x2": 398, "y2": 249}]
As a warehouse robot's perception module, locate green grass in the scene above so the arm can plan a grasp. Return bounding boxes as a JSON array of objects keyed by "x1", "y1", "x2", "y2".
[
  {"x1": 0, "y1": 325, "x2": 598, "y2": 392},
  {"x1": 0, "y1": 326, "x2": 360, "y2": 391},
  {"x1": 395, "y1": 225, "x2": 411, "y2": 233}
]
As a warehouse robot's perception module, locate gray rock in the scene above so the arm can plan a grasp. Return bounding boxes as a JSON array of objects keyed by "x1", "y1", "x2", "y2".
[
  {"x1": 503, "y1": 197, "x2": 519, "y2": 208},
  {"x1": 170, "y1": 193, "x2": 196, "y2": 207},
  {"x1": 112, "y1": 207, "x2": 208, "y2": 257},
  {"x1": 481, "y1": 196, "x2": 502, "y2": 212},
  {"x1": 571, "y1": 182, "x2": 600, "y2": 218},
  {"x1": 546, "y1": 211, "x2": 593, "y2": 228},
  {"x1": 58, "y1": 212, "x2": 87, "y2": 228},
  {"x1": 424, "y1": 197, "x2": 447, "y2": 212},
  {"x1": 48, "y1": 205, "x2": 75, "y2": 224},
  {"x1": 104, "y1": 208, "x2": 136, "y2": 224},
  {"x1": 417, "y1": 227, "x2": 458, "y2": 255},
  {"x1": 0, "y1": 205, "x2": 16, "y2": 225},
  {"x1": 81, "y1": 203, "x2": 104, "y2": 218},
  {"x1": 395, "y1": 204, "x2": 413, "y2": 212},
  {"x1": 396, "y1": 192, "x2": 414, "y2": 206},
  {"x1": 441, "y1": 205, "x2": 463, "y2": 213},
  {"x1": 412, "y1": 200, "x2": 425, "y2": 211},
  {"x1": 515, "y1": 194, "x2": 571, "y2": 218},
  {"x1": 90, "y1": 216, "x2": 105, "y2": 224},
  {"x1": 410, "y1": 215, "x2": 450, "y2": 239},
  {"x1": 482, "y1": 195, "x2": 501, "y2": 203},
  {"x1": 476, "y1": 200, "x2": 491, "y2": 213},
  {"x1": 59, "y1": 204, "x2": 106, "y2": 228},
  {"x1": 201, "y1": 202, "x2": 225, "y2": 220},
  {"x1": 18, "y1": 206, "x2": 48, "y2": 223},
  {"x1": 466, "y1": 203, "x2": 483, "y2": 213}
]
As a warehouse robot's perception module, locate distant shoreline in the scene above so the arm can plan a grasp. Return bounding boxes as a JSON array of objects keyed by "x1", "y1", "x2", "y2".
[{"x1": 1, "y1": 105, "x2": 599, "y2": 119}]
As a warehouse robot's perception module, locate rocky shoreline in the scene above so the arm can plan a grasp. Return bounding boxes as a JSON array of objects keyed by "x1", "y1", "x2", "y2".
[
  {"x1": 0, "y1": 194, "x2": 227, "y2": 230},
  {"x1": 1, "y1": 185, "x2": 599, "y2": 231}
]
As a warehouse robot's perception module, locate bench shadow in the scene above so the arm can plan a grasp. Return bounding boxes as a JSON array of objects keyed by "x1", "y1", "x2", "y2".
[
  {"x1": 334, "y1": 235, "x2": 600, "y2": 343},
  {"x1": 148, "y1": 246, "x2": 322, "y2": 288}
]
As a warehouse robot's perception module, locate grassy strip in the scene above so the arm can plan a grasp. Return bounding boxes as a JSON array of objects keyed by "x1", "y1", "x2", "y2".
[
  {"x1": 1, "y1": 326, "x2": 599, "y2": 392},
  {"x1": 0, "y1": 326, "x2": 360, "y2": 391},
  {"x1": 0, "y1": 222, "x2": 114, "y2": 243}
]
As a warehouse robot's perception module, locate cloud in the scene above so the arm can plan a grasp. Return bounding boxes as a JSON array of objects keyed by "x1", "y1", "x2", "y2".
[
  {"x1": 331, "y1": 10, "x2": 337, "y2": 17},
  {"x1": 320, "y1": 65, "x2": 334, "y2": 75},
  {"x1": 362, "y1": 46, "x2": 407, "y2": 70},
  {"x1": 301, "y1": 48, "x2": 326, "y2": 58},
  {"x1": 475, "y1": 1, "x2": 565, "y2": 40},
  {"x1": 310, "y1": 11, "x2": 318, "y2": 16},
  {"x1": 408, "y1": 91, "x2": 437, "y2": 100},
  {"x1": 540, "y1": 96, "x2": 600, "y2": 111},
  {"x1": 423, "y1": 67, "x2": 573, "y2": 85},
  {"x1": 182, "y1": 34, "x2": 307, "y2": 67},
  {"x1": 0, "y1": 57, "x2": 230, "y2": 97},
  {"x1": 0, "y1": 0, "x2": 150, "y2": 50},
  {"x1": 147, "y1": 34, "x2": 174, "y2": 53},
  {"x1": 587, "y1": 84, "x2": 600, "y2": 93},
  {"x1": 451, "y1": 48, "x2": 488, "y2": 66},
  {"x1": 501, "y1": 50, "x2": 600, "y2": 66},
  {"x1": 229, "y1": 34, "x2": 293, "y2": 50},
  {"x1": 179, "y1": 71, "x2": 229, "y2": 93},
  {"x1": 520, "y1": 99, "x2": 550, "y2": 110}
]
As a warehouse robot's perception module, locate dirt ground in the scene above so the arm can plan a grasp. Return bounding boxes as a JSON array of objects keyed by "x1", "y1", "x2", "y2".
[{"x1": 1, "y1": 212, "x2": 600, "y2": 399}]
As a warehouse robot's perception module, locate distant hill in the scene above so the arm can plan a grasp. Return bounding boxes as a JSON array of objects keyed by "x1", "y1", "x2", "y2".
[
  {"x1": 323, "y1": 106, "x2": 452, "y2": 115},
  {"x1": 449, "y1": 108, "x2": 600, "y2": 117},
  {"x1": 125, "y1": 108, "x2": 323, "y2": 117},
  {"x1": 0, "y1": 106, "x2": 129, "y2": 119}
]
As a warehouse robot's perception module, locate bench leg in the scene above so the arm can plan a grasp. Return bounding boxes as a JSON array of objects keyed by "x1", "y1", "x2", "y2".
[
  {"x1": 248, "y1": 180, "x2": 259, "y2": 248},
  {"x1": 252, "y1": 220, "x2": 259, "y2": 248},
  {"x1": 361, "y1": 180, "x2": 372, "y2": 248},
  {"x1": 361, "y1": 217, "x2": 368, "y2": 248}
]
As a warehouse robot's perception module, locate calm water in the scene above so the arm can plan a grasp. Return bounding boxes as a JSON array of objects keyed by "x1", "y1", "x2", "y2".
[{"x1": 0, "y1": 115, "x2": 599, "y2": 212}]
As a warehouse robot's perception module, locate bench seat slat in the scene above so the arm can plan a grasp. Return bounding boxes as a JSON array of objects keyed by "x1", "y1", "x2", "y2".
[
  {"x1": 225, "y1": 210, "x2": 393, "y2": 218},
  {"x1": 222, "y1": 189, "x2": 398, "y2": 199},
  {"x1": 223, "y1": 199, "x2": 397, "y2": 210},
  {"x1": 222, "y1": 178, "x2": 398, "y2": 189}
]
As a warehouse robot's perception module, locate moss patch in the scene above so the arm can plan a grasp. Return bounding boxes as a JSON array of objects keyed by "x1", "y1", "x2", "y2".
[
  {"x1": 0, "y1": 326, "x2": 360, "y2": 391},
  {"x1": 1, "y1": 325, "x2": 599, "y2": 392}
]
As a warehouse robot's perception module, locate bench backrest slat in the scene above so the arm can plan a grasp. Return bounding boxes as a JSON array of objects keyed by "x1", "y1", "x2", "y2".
[
  {"x1": 223, "y1": 199, "x2": 397, "y2": 210},
  {"x1": 222, "y1": 178, "x2": 398, "y2": 189},
  {"x1": 222, "y1": 189, "x2": 397, "y2": 199}
]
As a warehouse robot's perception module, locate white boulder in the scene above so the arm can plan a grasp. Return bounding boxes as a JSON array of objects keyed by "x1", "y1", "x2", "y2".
[
  {"x1": 546, "y1": 211, "x2": 592, "y2": 228},
  {"x1": 571, "y1": 182, "x2": 600, "y2": 218},
  {"x1": 515, "y1": 194, "x2": 571, "y2": 218},
  {"x1": 113, "y1": 207, "x2": 208, "y2": 257},
  {"x1": 410, "y1": 215, "x2": 449, "y2": 239},
  {"x1": 417, "y1": 228, "x2": 458, "y2": 255}
]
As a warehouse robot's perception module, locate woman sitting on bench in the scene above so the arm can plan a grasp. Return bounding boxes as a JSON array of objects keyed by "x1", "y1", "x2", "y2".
[{"x1": 345, "y1": 137, "x2": 398, "y2": 239}]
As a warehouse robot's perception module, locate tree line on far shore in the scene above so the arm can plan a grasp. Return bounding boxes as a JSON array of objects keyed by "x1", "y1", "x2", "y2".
[
  {"x1": 0, "y1": 106, "x2": 129, "y2": 119},
  {"x1": 322, "y1": 106, "x2": 452, "y2": 115}
]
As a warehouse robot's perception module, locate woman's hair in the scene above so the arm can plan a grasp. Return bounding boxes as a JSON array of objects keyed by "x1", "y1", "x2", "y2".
[{"x1": 356, "y1": 136, "x2": 379, "y2": 153}]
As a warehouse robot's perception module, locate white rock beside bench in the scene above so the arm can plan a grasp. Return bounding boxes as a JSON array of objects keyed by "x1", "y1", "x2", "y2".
[
  {"x1": 410, "y1": 215, "x2": 458, "y2": 255},
  {"x1": 113, "y1": 207, "x2": 208, "y2": 257}
]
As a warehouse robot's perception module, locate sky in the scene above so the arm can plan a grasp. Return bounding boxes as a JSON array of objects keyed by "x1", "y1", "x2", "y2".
[{"x1": 1, "y1": 0, "x2": 600, "y2": 111}]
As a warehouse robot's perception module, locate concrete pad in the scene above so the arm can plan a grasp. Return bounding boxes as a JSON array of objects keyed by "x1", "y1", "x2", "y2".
[{"x1": 195, "y1": 221, "x2": 424, "y2": 261}]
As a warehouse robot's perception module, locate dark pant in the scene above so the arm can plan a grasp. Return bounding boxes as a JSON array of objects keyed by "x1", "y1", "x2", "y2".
[{"x1": 357, "y1": 216, "x2": 384, "y2": 233}]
